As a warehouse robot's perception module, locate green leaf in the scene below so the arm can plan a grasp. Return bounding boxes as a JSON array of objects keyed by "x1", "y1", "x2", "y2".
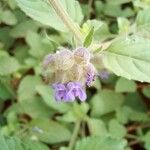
[
  {"x1": 108, "y1": 119, "x2": 126, "y2": 139},
  {"x1": 0, "y1": 134, "x2": 50, "y2": 150},
  {"x1": 0, "y1": 10, "x2": 17, "y2": 25},
  {"x1": 84, "y1": 20, "x2": 113, "y2": 42},
  {"x1": 134, "y1": 0, "x2": 150, "y2": 9},
  {"x1": 116, "y1": 106, "x2": 149, "y2": 122},
  {"x1": 136, "y1": 9, "x2": 150, "y2": 37},
  {"x1": 29, "y1": 118, "x2": 71, "y2": 144},
  {"x1": 5, "y1": 96, "x2": 53, "y2": 119},
  {"x1": 0, "y1": 77, "x2": 15, "y2": 101},
  {"x1": 115, "y1": 77, "x2": 137, "y2": 93},
  {"x1": 0, "y1": 134, "x2": 10, "y2": 150},
  {"x1": 124, "y1": 93, "x2": 147, "y2": 111},
  {"x1": 75, "y1": 136, "x2": 127, "y2": 150},
  {"x1": 117, "y1": 17, "x2": 130, "y2": 34},
  {"x1": 0, "y1": 27, "x2": 14, "y2": 49},
  {"x1": 142, "y1": 86, "x2": 150, "y2": 98},
  {"x1": 10, "y1": 20, "x2": 40, "y2": 38},
  {"x1": 23, "y1": 139, "x2": 50, "y2": 150},
  {"x1": 142, "y1": 131, "x2": 150, "y2": 150},
  {"x1": 17, "y1": 75, "x2": 42, "y2": 101},
  {"x1": 91, "y1": 89, "x2": 124, "y2": 117},
  {"x1": 102, "y1": 35, "x2": 150, "y2": 83},
  {"x1": 19, "y1": 97, "x2": 53, "y2": 118},
  {"x1": 26, "y1": 31, "x2": 54, "y2": 59},
  {"x1": 57, "y1": 103, "x2": 89, "y2": 123},
  {"x1": 136, "y1": 9, "x2": 150, "y2": 27},
  {"x1": 36, "y1": 85, "x2": 71, "y2": 113},
  {"x1": 103, "y1": 4, "x2": 134, "y2": 18},
  {"x1": 83, "y1": 26, "x2": 94, "y2": 47},
  {"x1": 7, "y1": 0, "x2": 17, "y2": 9},
  {"x1": 16, "y1": 0, "x2": 83, "y2": 32},
  {"x1": 87, "y1": 118, "x2": 108, "y2": 137},
  {"x1": 0, "y1": 54, "x2": 20, "y2": 75}
]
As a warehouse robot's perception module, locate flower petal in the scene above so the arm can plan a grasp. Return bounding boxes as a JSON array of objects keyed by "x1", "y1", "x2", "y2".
[{"x1": 78, "y1": 88, "x2": 87, "y2": 102}]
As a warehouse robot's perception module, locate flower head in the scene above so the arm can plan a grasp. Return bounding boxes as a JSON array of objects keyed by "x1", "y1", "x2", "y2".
[{"x1": 43, "y1": 47, "x2": 96, "y2": 102}]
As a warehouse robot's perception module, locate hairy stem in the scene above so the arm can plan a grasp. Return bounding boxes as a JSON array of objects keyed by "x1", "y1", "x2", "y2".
[
  {"x1": 68, "y1": 120, "x2": 81, "y2": 150},
  {"x1": 48, "y1": 0, "x2": 83, "y2": 43}
]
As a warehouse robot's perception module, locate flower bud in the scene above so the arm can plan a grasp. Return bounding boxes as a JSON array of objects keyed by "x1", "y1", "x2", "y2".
[
  {"x1": 86, "y1": 63, "x2": 96, "y2": 86},
  {"x1": 67, "y1": 64, "x2": 83, "y2": 81},
  {"x1": 55, "y1": 49, "x2": 74, "y2": 70},
  {"x1": 74, "y1": 47, "x2": 90, "y2": 65},
  {"x1": 42, "y1": 54, "x2": 56, "y2": 72}
]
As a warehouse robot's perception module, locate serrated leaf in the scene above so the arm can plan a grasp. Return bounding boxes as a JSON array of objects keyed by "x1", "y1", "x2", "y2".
[
  {"x1": 5, "y1": 97, "x2": 53, "y2": 119},
  {"x1": 0, "y1": 135, "x2": 49, "y2": 150},
  {"x1": 117, "y1": 106, "x2": 149, "y2": 122},
  {"x1": 75, "y1": 136, "x2": 127, "y2": 150},
  {"x1": 29, "y1": 118, "x2": 71, "y2": 144},
  {"x1": 136, "y1": 9, "x2": 150, "y2": 27},
  {"x1": 17, "y1": 75, "x2": 42, "y2": 101},
  {"x1": 87, "y1": 118, "x2": 108, "y2": 137},
  {"x1": 91, "y1": 89, "x2": 124, "y2": 117},
  {"x1": 23, "y1": 139, "x2": 50, "y2": 150},
  {"x1": 16, "y1": 0, "x2": 83, "y2": 32},
  {"x1": 115, "y1": 77, "x2": 137, "y2": 93},
  {"x1": 136, "y1": 9, "x2": 150, "y2": 38},
  {"x1": 109, "y1": 119, "x2": 126, "y2": 139},
  {"x1": 26, "y1": 31, "x2": 54, "y2": 59},
  {"x1": 0, "y1": 54, "x2": 20, "y2": 75},
  {"x1": 102, "y1": 35, "x2": 150, "y2": 83}
]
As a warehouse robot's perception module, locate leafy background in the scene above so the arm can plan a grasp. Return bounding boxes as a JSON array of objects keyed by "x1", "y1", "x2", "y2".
[{"x1": 0, "y1": 0, "x2": 150, "y2": 150}]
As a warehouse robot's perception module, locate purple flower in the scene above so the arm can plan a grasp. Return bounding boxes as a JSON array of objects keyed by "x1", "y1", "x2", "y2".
[
  {"x1": 52, "y1": 82, "x2": 87, "y2": 102},
  {"x1": 66, "y1": 82, "x2": 87, "y2": 102},
  {"x1": 52, "y1": 83, "x2": 67, "y2": 101},
  {"x1": 86, "y1": 64, "x2": 96, "y2": 86}
]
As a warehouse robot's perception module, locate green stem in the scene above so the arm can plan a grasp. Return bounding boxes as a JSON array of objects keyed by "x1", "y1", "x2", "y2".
[
  {"x1": 87, "y1": 0, "x2": 93, "y2": 19},
  {"x1": 48, "y1": 0, "x2": 83, "y2": 43},
  {"x1": 68, "y1": 120, "x2": 81, "y2": 150}
]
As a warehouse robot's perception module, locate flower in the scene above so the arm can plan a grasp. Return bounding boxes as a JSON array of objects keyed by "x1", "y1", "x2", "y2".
[
  {"x1": 66, "y1": 82, "x2": 87, "y2": 102},
  {"x1": 52, "y1": 83, "x2": 67, "y2": 101},
  {"x1": 86, "y1": 64, "x2": 96, "y2": 86},
  {"x1": 43, "y1": 47, "x2": 96, "y2": 102},
  {"x1": 52, "y1": 82, "x2": 87, "y2": 102},
  {"x1": 74, "y1": 47, "x2": 90, "y2": 65}
]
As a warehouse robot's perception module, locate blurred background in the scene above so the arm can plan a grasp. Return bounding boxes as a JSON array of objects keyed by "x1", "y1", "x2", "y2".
[{"x1": 0, "y1": 0, "x2": 150, "y2": 150}]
